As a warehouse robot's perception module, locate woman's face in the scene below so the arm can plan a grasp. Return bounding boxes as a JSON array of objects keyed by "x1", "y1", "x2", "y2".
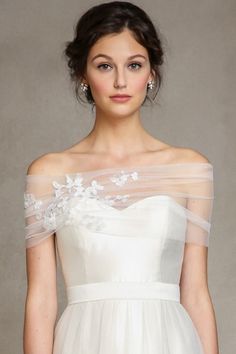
[{"x1": 84, "y1": 28, "x2": 154, "y2": 117}]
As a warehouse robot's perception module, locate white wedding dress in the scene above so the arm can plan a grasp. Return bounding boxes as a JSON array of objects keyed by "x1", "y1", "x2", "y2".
[{"x1": 24, "y1": 162, "x2": 214, "y2": 354}]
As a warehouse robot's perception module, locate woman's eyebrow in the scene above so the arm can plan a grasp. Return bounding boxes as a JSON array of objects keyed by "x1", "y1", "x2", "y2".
[{"x1": 91, "y1": 54, "x2": 147, "y2": 62}]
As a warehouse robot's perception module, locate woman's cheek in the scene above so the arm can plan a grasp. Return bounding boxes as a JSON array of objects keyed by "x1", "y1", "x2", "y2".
[
  {"x1": 132, "y1": 76, "x2": 149, "y2": 94},
  {"x1": 90, "y1": 80, "x2": 111, "y2": 97}
]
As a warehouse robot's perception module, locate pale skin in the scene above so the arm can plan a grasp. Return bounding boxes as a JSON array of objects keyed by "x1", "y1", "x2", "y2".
[{"x1": 23, "y1": 28, "x2": 220, "y2": 354}]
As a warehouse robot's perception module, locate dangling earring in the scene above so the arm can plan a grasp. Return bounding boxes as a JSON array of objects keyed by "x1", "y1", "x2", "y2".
[
  {"x1": 80, "y1": 82, "x2": 89, "y2": 92},
  {"x1": 147, "y1": 80, "x2": 155, "y2": 90}
]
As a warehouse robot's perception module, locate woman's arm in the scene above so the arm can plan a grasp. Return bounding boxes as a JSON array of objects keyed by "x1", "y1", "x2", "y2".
[
  {"x1": 23, "y1": 226, "x2": 58, "y2": 354},
  {"x1": 180, "y1": 243, "x2": 220, "y2": 354}
]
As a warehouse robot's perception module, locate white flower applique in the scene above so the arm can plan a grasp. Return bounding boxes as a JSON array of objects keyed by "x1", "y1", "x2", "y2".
[
  {"x1": 65, "y1": 206, "x2": 105, "y2": 232},
  {"x1": 24, "y1": 193, "x2": 43, "y2": 220},
  {"x1": 24, "y1": 170, "x2": 139, "y2": 232},
  {"x1": 110, "y1": 170, "x2": 139, "y2": 186},
  {"x1": 48, "y1": 174, "x2": 106, "y2": 231},
  {"x1": 24, "y1": 191, "x2": 68, "y2": 230},
  {"x1": 52, "y1": 174, "x2": 104, "y2": 199},
  {"x1": 24, "y1": 174, "x2": 105, "y2": 232},
  {"x1": 104, "y1": 170, "x2": 139, "y2": 206}
]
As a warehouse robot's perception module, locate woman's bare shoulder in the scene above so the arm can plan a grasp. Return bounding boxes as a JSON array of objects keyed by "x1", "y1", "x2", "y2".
[
  {"x1": 170, "y1": 146, "x2": 211, "y2": 164},
  {"x1": 25, "y1": 152, "x2": 66, "y2": 176}
]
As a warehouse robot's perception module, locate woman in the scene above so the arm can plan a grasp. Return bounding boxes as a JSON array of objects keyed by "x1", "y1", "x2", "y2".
[{"x1": 23, "y1": 1, "x2": 219, "y2": 353}]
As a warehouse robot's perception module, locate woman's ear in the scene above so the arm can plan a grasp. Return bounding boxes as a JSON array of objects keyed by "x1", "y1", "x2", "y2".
[
  {"x1": 148, "y1": 70, "x2": 155, "y2": 83},
  {"x1": 81, "y1": 72, "x2": 88, "y2": 85}
]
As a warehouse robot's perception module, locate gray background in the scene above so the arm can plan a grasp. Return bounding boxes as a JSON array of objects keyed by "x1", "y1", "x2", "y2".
[{"x1": 1, "y1": 0, "x2": 235, "y2": 353}]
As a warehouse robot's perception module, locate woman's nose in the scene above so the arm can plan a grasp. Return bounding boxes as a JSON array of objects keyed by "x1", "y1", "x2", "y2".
[{"x1": 114, "y1": 67, "x2": 127, "y2": 88}]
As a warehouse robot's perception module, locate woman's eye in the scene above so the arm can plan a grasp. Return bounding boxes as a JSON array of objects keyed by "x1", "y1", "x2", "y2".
[
  {"x1": 97, "y1": 62, "x2": 142, "y2": 71},
  {"x1": 129, "y1": 62, "x2": 142, "y2": 70},
  {"x1": 97, "y1": 64, "x2": 111, "y2": 71}
]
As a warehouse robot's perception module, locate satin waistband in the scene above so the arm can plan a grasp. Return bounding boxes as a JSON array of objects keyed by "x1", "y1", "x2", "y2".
[{"x1": 66, "y1": 281, "x2": 180, "y2": 304}]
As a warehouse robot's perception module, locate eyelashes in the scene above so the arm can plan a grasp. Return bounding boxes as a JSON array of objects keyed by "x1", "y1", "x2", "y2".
[{"x1": 97, "y1": 62, "x2": 142, "y2": 71}]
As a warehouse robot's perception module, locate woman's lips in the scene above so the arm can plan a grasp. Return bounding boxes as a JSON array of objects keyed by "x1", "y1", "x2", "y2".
[{"x1": 110, "y1": 95, "x2": 131, "y2": 102}]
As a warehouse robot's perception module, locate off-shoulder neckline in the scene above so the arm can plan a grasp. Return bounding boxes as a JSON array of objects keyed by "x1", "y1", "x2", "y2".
[{"x1": 25, "y1": 162, "x2": 213, "y2": 177}]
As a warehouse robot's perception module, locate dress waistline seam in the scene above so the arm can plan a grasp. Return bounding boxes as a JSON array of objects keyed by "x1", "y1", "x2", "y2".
[{"x1": 66, "y1": 281, "x2": 180, "y2": 304}]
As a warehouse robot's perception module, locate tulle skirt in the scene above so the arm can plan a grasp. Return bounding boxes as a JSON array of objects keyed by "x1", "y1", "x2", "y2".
[{"x1": 53, "y1": 282, "x2": 205, "y2": 354}]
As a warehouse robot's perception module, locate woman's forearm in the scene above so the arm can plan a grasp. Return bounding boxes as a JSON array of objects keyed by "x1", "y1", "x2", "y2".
[
  {"x1": 23, "y1": 294, "x2": 57, "y2": 354},
  {"x1": 182, "y1": 293, "x2": 220, "y2": 354}
]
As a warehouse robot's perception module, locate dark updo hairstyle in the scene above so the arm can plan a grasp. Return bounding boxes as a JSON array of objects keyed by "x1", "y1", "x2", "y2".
[{"x1": 63, "y1": 1, "x2": 165, "y2": 106}]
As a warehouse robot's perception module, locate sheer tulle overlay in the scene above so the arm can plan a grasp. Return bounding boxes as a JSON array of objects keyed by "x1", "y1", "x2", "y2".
[{"x1": 24, "y1": 162, "x2": 214, "y2": 354}]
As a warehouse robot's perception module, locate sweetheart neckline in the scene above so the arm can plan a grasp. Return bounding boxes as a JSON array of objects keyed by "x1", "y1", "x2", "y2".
[{"x1": 83, "y1": 195, "x2": 186, "y2": 214}]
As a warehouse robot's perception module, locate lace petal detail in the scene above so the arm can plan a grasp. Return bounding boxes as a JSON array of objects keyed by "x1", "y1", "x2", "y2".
[
  {"x1": 24, "y1": 171, "x2": 139, "y2": 236},
  {"x1": 24, "y1": 192, "x2": 43, "y2": 210},
  {"x1": 110, "y1": 170, "x2": 139, "y2": 186}
]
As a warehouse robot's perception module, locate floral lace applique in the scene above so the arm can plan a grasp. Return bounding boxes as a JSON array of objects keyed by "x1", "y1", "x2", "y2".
[
  {"x1": 24, "y1": 193, "x2": 43, "y2": 210},
  {"x1": 24, "y1": 170, "x2": 139, "y2": 232},
  {"x1": 110, "y1": 170, "x2": 139, "y2": 186},
  {"x1": 64, "y1": 204, "x2": 106, "y2": 232},
  {"x1": 24, "y1": 193, "x2": 43, "y2": 220},
  {"x1": 52, "y1": 174, "x2": 104, "y2": 198},
  {"x1": 104, "y1": 170, "x2": 139, "y2": 205}
]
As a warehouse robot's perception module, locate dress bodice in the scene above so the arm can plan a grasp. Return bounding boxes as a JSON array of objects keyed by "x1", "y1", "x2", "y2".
[
  {"x1": 55, "y1": 195, "x2": 187, "y2": 288},
  {"x1": 24, "y1": 162, "x2": 214, "y2": 289}
]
